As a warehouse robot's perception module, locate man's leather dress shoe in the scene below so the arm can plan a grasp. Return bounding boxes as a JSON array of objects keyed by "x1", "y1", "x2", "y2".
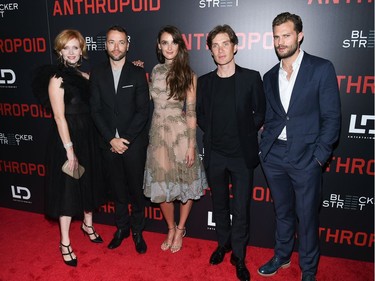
[
  {"x1": 230, "y1": 254, "x2": 250, "y2": 281},
  {"x1": 209, "y1": 245, "x2": 231, "y2": 265},
  {"x1": 302, "y1": 274, "x2": 316, "y2": 281},
  {"x1": 133, "y1": 232, "x2": 147, "y2": 254},
  {"x1": 107, "y1": 229, "x2": 130, "y2": 249},
  {"x1": 257, "y1": 256, "x2": 291, "y2": 276}
]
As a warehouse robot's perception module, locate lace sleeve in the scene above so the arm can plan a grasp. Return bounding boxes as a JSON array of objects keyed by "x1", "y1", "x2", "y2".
[{"x1": 186, "y1": 102, "x2": 196, "y2": 148}]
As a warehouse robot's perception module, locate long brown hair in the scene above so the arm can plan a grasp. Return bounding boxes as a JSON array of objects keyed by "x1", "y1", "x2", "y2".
[{"x1": 156, "y1": 25, "x2": 194, "y2": 101}]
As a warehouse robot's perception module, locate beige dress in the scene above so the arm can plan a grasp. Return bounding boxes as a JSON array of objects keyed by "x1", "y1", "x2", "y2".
[{"x1": 143, "y1": 63, "x2": 208, "y2": 203}]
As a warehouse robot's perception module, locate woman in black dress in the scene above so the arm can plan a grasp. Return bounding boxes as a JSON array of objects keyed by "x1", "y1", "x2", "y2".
[{"x1": 32, "y1": 29, "x2": 106, "y2": 267}]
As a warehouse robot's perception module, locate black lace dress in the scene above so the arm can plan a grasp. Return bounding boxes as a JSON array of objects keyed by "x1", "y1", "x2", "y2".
[{"x1": 32, "y1": 64, "x2": 106, "y2": 219}]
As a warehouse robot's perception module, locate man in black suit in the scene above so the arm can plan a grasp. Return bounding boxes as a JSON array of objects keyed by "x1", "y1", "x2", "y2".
[
  {"x1": 90, "y1": 25, "x2": 150, "y2": 254},
  {"x1": 196, "y1": 24, "x2": 265, "y2": 281},
  {"x1": 257, "y1": 13, "x2": 341, "y2": 281}
]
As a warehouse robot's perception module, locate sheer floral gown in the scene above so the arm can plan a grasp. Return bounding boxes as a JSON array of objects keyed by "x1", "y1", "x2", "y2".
[{"x1": 143, "y1": 63, "x2": 208, "y2": 203}]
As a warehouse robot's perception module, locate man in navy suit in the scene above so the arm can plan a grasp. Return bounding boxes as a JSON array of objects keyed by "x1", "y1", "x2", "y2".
[
  {"x1": 197, "y1": 24, "x2": 265, "y2": 281},
  {"x1": 257, "y1": 13, "x2": 341, "y2": 281},
  {"x1": 90, "y1": 25, "x2": 149, "y2": 254}
]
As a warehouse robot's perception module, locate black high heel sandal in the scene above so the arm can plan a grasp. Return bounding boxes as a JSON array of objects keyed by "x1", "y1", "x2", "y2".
[
  {"x1": 81, "y1": 221, "x2": 104, "y2": 243},
  {"x1": 59, "y1": 242, "x2": 77, "y2": 267}
]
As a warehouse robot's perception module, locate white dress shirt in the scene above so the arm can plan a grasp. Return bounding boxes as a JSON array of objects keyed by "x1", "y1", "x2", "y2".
[{"x1": 278, "y1": 50, "x2": 304, "y2": 140}]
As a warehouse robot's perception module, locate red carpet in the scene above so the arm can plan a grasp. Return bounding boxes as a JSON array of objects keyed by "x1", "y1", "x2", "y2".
[{"x1": 0, "y1": 207, "x2": 373, "y2": 281}]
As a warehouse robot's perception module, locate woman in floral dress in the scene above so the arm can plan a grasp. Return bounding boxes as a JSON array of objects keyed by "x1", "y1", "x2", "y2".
[{"x1": 143, "y1": 25, "x2": 208, "y2": 253}]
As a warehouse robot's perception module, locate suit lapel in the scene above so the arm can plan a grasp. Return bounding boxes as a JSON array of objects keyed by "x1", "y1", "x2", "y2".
[
  {"x1": 234, "y1": 65, "x2": 241, "y2": 114},
  {"x1": 119, "y1": 61, "x2": 130, "y2": 90},
  {"x1": 208, "y1": 69, "x2": 217, "y2": 122},
  {"x1": 288, "y1": 54, "x2": 311, "y2": 110},
  {"x1": 103, "y1": 62, "x2": 116, "y2": 96},
  {"x1": 270, "y1": 67, "x2": 286, "y2": 115}
]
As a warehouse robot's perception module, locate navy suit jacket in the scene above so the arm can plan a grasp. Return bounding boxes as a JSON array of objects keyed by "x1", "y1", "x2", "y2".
[
  {"x1": 197, "y1": 64, "x2": 266, "y2": 169},
  {"x1": 90, "y1": 60, "x2": 150, "y2": 150},
  {"x1": 259, "y1": 52, "x2": 341, "y2": 169}
]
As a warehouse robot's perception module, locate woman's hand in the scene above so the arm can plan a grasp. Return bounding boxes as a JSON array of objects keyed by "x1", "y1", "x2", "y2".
[
  {"x1": 66, "y1": 148, "x2": 78, "y2": 171},
  {"x1": 132, "y1": 60, "x2": 144, "y2": 68},
  {"x1": 185, "y1": 147, "x2": 195, "y2": 168}
]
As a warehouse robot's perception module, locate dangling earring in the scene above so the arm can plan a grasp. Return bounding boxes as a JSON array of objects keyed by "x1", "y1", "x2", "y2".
[
  {"x1": 77, "y1": 55, "x2": 83, "y2": 66},
  {"x1": 58, "y1": 55, "x2": 64, "y2": 64}
]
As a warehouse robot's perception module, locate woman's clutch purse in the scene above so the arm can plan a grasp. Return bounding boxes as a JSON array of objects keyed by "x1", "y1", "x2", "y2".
[{"x1": 61, "y1": 160, "x2": 85, "y2": 179}]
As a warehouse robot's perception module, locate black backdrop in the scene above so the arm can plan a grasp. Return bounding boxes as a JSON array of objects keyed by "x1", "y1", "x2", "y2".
[{"x1": 0, "y1": 0, "x2": 374, "y2": 262}]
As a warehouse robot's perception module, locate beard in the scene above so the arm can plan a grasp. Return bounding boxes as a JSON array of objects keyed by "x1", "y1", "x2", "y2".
[
  {"x1": 107, "y1": 51, "x2": 126, "y2": 61},
  {"x1": 275, "y1": 39, "x2": 299, "y2": 59}
]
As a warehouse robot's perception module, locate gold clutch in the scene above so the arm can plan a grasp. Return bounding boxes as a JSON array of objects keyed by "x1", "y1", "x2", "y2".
[{"x1": 61, "y1": 160, "x2": 85, "y2": 179}]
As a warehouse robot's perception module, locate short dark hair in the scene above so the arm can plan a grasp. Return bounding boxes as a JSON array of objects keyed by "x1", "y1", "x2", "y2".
[
  {"x1": 206, "y1": 24, "x2": 238, "y2": 50},
  {"x1": 106, "y1": 25, "x2": 128, "y2": 40},
  {"x1": 272, "y1": 12, "x2": 303, "y2": 34}
]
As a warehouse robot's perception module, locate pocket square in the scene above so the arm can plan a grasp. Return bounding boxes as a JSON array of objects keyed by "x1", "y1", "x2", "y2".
[{"x1": 122, "y1": 84, "x2": 134, "y2": 88}]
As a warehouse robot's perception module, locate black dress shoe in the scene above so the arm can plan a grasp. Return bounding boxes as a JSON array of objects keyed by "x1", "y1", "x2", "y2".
[
  {"x1": 302, "y1": 274, "x2": 316, "y2": 281},
  {"x1": 133, "y1": 232, "x2": 147, "y2": 254},
  {"x1": 230, "y1": 254, "x2": 250, "y2": 281},
  {"x1": 107, "y1": 229, "x2": 130, "y2": 249},
  {"x1": 209, "y1": 245, "x2": 231, "y2": 265},
  {"x1": 257, "y1": 256, "x2": 291, "y2": 276}
]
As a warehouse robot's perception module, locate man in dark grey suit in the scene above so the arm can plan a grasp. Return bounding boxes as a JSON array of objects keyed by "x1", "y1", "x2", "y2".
[
  {"x1": 257, "y1": 13, "x2": 341, "y2": 281},
  {"x1": 197, "y1": 24, "x2": 265, "y2": 281},
  {"x1": 90, "y1": 25, "x2": 149, "y2": 254}
]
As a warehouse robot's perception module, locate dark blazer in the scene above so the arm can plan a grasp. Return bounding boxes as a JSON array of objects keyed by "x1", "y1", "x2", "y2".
[
  {"x1": 197, "y1": 64, "x2": 266, "y2": 169},
  {"x1": 90, "y1": 60, "x2": 150, "y2": 149},
  {"x1": 259, "y1": 52, "x2": 341, "y2": 169}
]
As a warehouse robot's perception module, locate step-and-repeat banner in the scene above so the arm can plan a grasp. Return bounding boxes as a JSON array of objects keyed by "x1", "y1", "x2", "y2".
[{"x1": 0, "y1": 0, "x2": 373, "y2": 262}]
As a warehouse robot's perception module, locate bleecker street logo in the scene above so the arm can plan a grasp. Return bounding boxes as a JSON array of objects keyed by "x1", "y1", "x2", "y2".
[
  {"x1": 86, "y1": 35, "x2": 131, "y2": 52},
  {"x1": 199, "y1": 0, "x2": 239, "y2": 8},
  {"x1": 343, "y1": 30, "x2": 375, "y2": 48},
  {"x1": 86, "y1": 36, "x2": 106, "y2": 52},
  {"x1": 348, "y1": 114, "x2": 375, "y2": 140},
  {"x1": 0, "y1": 132, "x2": 34, "y2": 145},
  {"x1": 323, "y1": 193, "x2": 373, "y2": 211},
  {"x1": 0, "y1": 2, "x2": 19, "y2": 18}
]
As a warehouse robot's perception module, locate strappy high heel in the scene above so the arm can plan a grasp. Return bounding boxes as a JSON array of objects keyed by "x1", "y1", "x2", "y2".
[
  {"x1": 81, "y1": 221, "x2": 104, "y2": 243},
  {"x1": 170, "y1": 226, "x2": 186, "y2": 253},
  {"x1": 161, "y1": 224, "x2": 176, "y2": 251},
  {"x1": 59, "y1": 242, "x2": 77, "y2": 267}
]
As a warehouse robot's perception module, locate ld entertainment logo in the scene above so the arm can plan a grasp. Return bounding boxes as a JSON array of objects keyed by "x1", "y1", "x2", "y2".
[
  {"x1": 343, "y1": 30, "x2": 375, "y2": 48},
  {"x1": 0, "y1": 69, "x2": 16, "y2": 88},
  {"x1": 199, "y1": 0, "x2": 239, "y2": 8},
  {"x1": 348, "y1": 114, "x2": 375, "y2": 139},
  {"x1": 207, "y1": 211, "x2": 232, "y2": 230},
  {"x1": 11, "y1": 185, "x2": 31, "y2": 202}
]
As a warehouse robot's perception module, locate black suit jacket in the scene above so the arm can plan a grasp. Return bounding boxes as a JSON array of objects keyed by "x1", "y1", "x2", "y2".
[
  {"x1": 259, "y1": 52, "x2": 341, "y2": 169},
  {"x1": 196, "y1": 65, "x2": 266, "y2": 169},
  {"x1": 90, "y1": 60, "x2": 150, "y2": 149}
]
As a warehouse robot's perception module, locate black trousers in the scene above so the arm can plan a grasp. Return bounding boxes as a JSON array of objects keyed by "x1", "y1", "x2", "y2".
[
  {"x1": 207, "y1": 150, "x2": 254, "y2": 259},
  {"x1": 101, "y1": 143, "x2": 147, "y2": 234}
]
